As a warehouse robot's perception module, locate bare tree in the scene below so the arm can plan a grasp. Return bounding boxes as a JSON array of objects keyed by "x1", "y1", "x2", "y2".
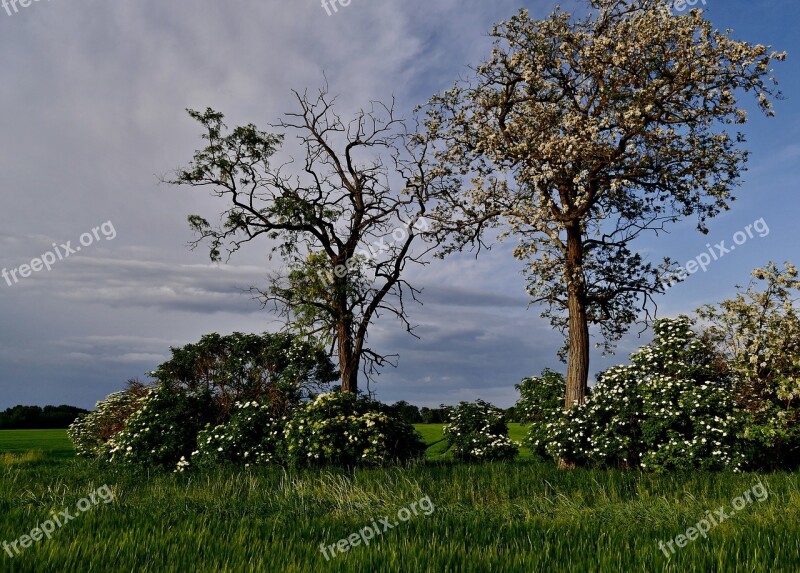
[
  {"x1": 168, "y1": 87, "x2": 449, "y2": 394},
  {"x1": 422, "y1": 0, "x2": 785, "y2": 408}
]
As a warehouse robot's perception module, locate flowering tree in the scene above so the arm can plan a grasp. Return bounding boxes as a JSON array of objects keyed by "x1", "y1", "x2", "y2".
[
  {"x1": 422, "y1": 0, "x2": 785, "y2": 408},
  {"x1": 169, "y1": 87, "x2": 451, "y2": 394},
  {"x1": 698, "y1": 262, "x2": 800, "y2": 407},
  {"x1": 697, "y1": 262, "x2": 800, "y2": 469}
]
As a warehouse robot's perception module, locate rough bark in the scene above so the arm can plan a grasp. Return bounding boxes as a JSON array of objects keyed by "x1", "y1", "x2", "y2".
[{"x1": 565, "y1": 222, "x2": 589, "y2": 409}]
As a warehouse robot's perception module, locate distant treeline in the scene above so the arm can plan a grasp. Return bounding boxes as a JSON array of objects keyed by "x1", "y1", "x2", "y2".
[
  {"x1": 0, "y1": 405, "x2": 89, "y2": 429},
  {"x1": 0, "y1": 401, "x2": 517, "y2": 430},
  {"x1": 384, "y1": 401, "x2": 521, "y2": 424}
]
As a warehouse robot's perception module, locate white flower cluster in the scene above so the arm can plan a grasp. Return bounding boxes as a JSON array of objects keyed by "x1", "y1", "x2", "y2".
[
  {"x1": 537, "y1": 317, "x2": 745, "y2": 471},
  {"x1": 67, "y1": 390, "x2": 149, "y2": 458},
  {"x1": 444, "y1": 400, "x2": 518, "y2": 461},
  {"x1": 188, "y1": 400, "x2": 283, "y2": 471},
  {"x1": 284, "y1": 393, "x2": 425, "y2": 466}
]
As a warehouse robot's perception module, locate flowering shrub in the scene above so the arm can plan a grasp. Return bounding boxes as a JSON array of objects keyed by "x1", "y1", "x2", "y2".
[
  {"x1": 106, "y1": 384, "x2": 219, "y2": 469},
  {"x1": 515, "y1": 369, "x2": 566, "y2": 459},
  {"x1": 67, "y1": 383, "x2": 149, "y2": 458},
  {"x1": 443, "y1": 400, "x2": 518, "y2": 462},
  {"x1": 698, "y1": 263, "x2": 800, "y2": 470},
  {"x1": 188, "y1": 401, "x2": 285, "y2": 471},
  {"x1": 738, "y1": 405, "x2": 800, "y2": 471},
  {"x1": 283, "y1": 392, "x2": 426, "y2": 466},
  {"x1": 537, "y1": 317, "x2": 744, "y2": 471}
]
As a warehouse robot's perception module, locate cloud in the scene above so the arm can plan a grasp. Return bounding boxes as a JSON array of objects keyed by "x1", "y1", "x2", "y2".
[{"x1": 0, "y1": 0, "x2": 796, "y2": 410}]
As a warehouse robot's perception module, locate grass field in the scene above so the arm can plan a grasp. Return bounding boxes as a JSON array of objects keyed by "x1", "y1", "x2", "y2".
[
  {"x1": 0, "y1": 430, "x2": 75, "y2": 459},
  {"x1": 1, "y1": 429, "x2": 799, "y2": 572},
  {"x1": 413, "y1": 423, "x2": 532, "y2": 459}
]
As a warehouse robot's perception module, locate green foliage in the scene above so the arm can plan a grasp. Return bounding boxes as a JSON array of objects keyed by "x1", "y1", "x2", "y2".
[
  {"x1": 443, "y1": 400, "x2": 518, "y2": 462},
  {"x1": 152, "y1": 331, "x2": 337, "y2": 416},
  {"x1": 420, "y1": 405, "x2": 453, "y2": 424},
  {"x1": 106, "y1": 384, "x2": 219, "y2": 469},
  {"x1": 283, "y1": 392, "x2": 426, "y2": 467},
  {"x1": 537, "y1": 317, "x2": 744, "y2": 471},
  {"x1": 738, "y1": 408, "x2": 800, "y2": 471},
  {"x1": 270, "y1": 252, "x2": 372, "y2": 345},
  {"x1": 385, "y1": 400, "x2": 423, "y2": 424},
  {"x1": 515, "y1": 369, "x2": 566, "y2": 458},
  {"x1": 188, "y1": 400, "x2": 286, "y2": 471}
]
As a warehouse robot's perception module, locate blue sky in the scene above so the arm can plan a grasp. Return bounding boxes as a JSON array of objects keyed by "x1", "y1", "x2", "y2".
[{"x1": 0, "y1": 0, "x2": 797, "y2": 410}]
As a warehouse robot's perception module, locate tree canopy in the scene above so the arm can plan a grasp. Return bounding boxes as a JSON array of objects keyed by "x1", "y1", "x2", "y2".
[{"x1": 423, "y1": 0, "x2": 785, "y2": 407}]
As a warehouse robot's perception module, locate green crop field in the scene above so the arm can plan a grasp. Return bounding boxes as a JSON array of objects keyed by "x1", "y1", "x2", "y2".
[
  {"x1": 1, "y1": 429, "x2": 799, "y2": 572},
  {"x1": 0, "y1": 430, "x2": 75, "y2": 460}
]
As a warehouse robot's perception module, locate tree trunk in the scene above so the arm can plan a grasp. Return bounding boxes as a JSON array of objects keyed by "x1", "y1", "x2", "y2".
[
  {"x1": 336, "y1": 318, "x2": 359, "y2": 394},
  {"x1": 565, "y1": 222, "x2": 589, "y2": 410}
]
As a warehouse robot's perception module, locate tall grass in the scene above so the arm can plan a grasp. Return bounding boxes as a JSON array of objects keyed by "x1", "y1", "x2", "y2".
[
  {"x1": 0, "y1": 451, "x2": 44, "y2": 465},
  {"x1": 0, "y1": 430, "x2": 798, "y2": 572}
]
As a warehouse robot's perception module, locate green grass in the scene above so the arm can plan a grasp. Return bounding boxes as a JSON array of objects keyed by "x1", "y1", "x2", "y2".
[
  {"x1": 413, "y1": 423, "x2": 533, "y2": 459},
  {"x1": 0, "y1": 430, "x2": 74, "y2": 459},
  {"x1": 1, "y1": 429, "x2": 798, "y2": 572}
]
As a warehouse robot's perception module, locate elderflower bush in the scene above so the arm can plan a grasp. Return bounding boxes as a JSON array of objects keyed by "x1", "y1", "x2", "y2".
[
  {"x1": 515, "y1": 369, "x2": 567, "y2": 459},
  {"x1": 540, "y1": 317, "x2": 745, "y2": 471},
  {"x1": 188, "y1": 401, "x2": 285, "y2": 471},
  {"x1": 739, "y1": 405, "x2": 800, "y2": 471},
  {"x1": 444, "y1": 400, "x2": 518, "y2": 462},
  {"x1": 68, "y1": 389, "x2": 148, "y2": 458},
  {"x1": 698, "y1": 263, "x2": 800, "y2": 470},
  {"x1": 283, "y1": 392, "x2": 426, "y2": 466},
  {"x1": 106, "y1": 384, "x2": 219, "y2": 469}
]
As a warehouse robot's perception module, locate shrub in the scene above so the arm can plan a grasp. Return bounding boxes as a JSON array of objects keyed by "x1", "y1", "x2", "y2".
[
  {"x1": 283, "y1": 392, "x2": 426, "y2": 466},
  {"x1": 188, "y1": 400, "x2": 286, "y2": 471},
  {"x1": 537, "y1": 317, "x2": 744, "y2": 471},
  {"x1": 739, "y1": 406, "x2": 800, "y2": 471},
  {"x1": 443, "y1": 400, "x2": 518, "y2": 462},
  {"x1": 152, "y1": 332, "x2": 337, "y2": 417},
  {"x1": 106, "y1": 384, "x2": 219, "y2": 469},
  {"x1": 68, "y1": 382, "x2": 149, "y2": 458},
  {"x1": 698, "y1": 262, "x2": 800, "y2": 470},
  {"x1": 515, "y1": 369, "x2": 566, "y2": 459}
]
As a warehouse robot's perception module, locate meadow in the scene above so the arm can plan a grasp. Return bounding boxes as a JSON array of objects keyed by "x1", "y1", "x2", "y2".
[{"x1": 0, "y1": 429, "x2": 798, "y2": 572}]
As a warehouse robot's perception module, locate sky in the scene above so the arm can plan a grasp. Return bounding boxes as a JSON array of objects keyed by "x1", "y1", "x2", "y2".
[{"x1": 0, "y1": 0, "x2": 798, "y2": 411}]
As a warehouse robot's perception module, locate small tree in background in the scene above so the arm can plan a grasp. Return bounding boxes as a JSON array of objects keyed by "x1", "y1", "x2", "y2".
[
  {"x1": 386, "y1": 400, "x2": 423, "y2": 424},
  {"x1": 420, "y1": 405, "x2": 454, "y2": 424}
]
